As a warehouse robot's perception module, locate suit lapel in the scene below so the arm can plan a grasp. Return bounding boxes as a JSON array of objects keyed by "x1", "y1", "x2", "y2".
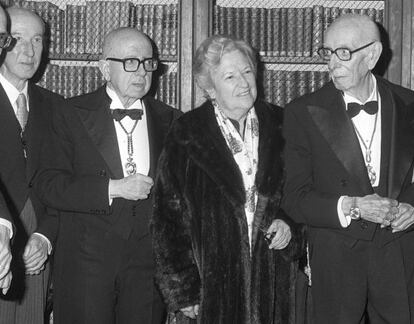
[
  {"x1": 143, "y1": 98, "x2": 164, "y2": 179},
  {"x1": 25, "y1": 84, "x2": 49, "y2": 182},
  {"x1": 76, "y1": 88, "x2": 124, "y2": 179},
  {"x1": 308, "y1": 84, "x2": 373, "y2": 194},
  {"x1": 379, "y1": 81, "x2": 414, "y2": 199},
  {"x1": 0, "y1": 84, "x2": 28, "y2": 210}
]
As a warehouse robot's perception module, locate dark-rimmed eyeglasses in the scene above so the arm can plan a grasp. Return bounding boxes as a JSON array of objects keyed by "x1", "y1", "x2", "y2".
[
  {"x1": 317, "y1": 41, "x2": 376, "y2": 61},
  {"x1": 106, "y1": 57, "x2": 158, "y2": 72},
  {"x1": 0, "y1": 33, "x2": 13, "y2": 49}
]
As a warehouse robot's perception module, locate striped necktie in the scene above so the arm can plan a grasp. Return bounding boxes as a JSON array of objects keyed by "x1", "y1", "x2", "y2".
[{"x1": 16, "y1": 93, "x2": 28, "y2": 130}]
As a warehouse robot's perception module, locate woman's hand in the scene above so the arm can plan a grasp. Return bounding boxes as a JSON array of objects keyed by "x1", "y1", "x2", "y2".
[
  {"x1": 180, "y1": 304, "x2": 200, "y2": 319},
  {"x1": 267, "y1": 219, "x2": 291, "y2": 250}
]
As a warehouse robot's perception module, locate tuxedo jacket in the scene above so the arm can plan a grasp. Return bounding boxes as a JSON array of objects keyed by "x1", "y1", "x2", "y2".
[
  {"x1": 0, "y1": 82, "x2": 61, "y2": 243},
  {"x1": 282, "y1": 76, "x2": 414, "y2": 245},
  {"x1": 35, "y1": 86, "x2": 182, "y2": 241}
]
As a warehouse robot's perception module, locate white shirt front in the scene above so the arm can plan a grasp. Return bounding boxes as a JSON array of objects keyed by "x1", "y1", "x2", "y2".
[
  {"x1": 0, "y1": 72, "x2": 29, "y2": 114},
  {"x1": 106, "y1": 86, "x2": 150, "y2": 177},
  {"x1": 337, "y1": 75, "x2": 382, "y2": 227}
]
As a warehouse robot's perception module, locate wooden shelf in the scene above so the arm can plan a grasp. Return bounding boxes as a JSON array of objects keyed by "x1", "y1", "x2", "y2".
[
  {"x1": 260, "y1": 55, "x2": 325, "y2": 64},
  {"x1": 48, "y1": 54, "x2": 178, "y2": 62}
]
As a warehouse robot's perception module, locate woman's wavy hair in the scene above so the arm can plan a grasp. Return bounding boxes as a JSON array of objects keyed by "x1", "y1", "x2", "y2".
[{"x1": 193, "y1": 35, "x2": 257, "y2": 100}]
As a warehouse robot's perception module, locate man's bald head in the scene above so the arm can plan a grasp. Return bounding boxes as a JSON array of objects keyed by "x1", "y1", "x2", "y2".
[
  {"x1": 323, "y1": 14, "x2": 383, "y2": 100},
  {"x1": 101, "y1": 27, "x2": 152, "y2": 59},
  {"x1": 326, "y1": 14, "x2": 380, "y2": 44},
  {"x1": 7, "y1": 7, "x2": 45, "y2": 35},
  {"x1": 99, "y1": 27, "x2": 155, "y2": 107}
]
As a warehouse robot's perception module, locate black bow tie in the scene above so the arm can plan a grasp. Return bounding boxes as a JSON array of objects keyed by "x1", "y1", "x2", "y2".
[
  {"x1": 111, "y1": 109, "x2": 143, "y2": 121},
  {"x1": 347, "y1": 101, "x2": 378, "y2": 118}
]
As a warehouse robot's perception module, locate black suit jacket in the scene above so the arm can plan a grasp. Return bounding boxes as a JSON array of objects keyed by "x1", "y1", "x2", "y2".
[
  {"x1": 35, "y1": 86, "x2": 182, "y2": 240},
  {"x1": 282, "y1": 76, "x2": 414, "y2": 244},
  {"x1": 0, "y1": 82, "x2": 61, "y2": 243}
]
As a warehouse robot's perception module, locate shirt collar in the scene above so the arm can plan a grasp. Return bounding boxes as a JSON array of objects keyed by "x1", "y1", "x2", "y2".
[
  {"x1": 343, "y1": 74, "x2": 378, "y2": 106},
  {"x1": 0, "y1": 72, "x2": 28, "y2": 109}
]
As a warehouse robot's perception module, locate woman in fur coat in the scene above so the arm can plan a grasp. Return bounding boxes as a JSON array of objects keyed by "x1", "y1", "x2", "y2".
[{"x1": 151, "y1": 35, "x2": 304, "y2": 324}]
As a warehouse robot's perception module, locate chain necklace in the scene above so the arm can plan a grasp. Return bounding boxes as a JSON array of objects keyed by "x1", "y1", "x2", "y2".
[
  {"x1": 352, "y1": 112, "x2": 378, "y2": 185},
  {"x1": 117, "y1": 119, "x2": 139, "y2": 175}
]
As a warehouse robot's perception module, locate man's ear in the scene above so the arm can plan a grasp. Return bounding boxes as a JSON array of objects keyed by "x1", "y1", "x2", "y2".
[
  {"x1": 367, "y1": 41, "x2": 383, "y2": 70},
  {"x1": 98, "y1": 59, "x2": 110, "y2": 82}
]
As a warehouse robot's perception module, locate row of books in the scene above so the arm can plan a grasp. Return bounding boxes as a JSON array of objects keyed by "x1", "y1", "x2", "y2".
[
  {"x1": 213, "y1": 5, "x2": 384, "y2": 57},
  {"x1": 36, "y1": 64, "x2": 178, "y2": 108},
  {"x1": 260, "y1": 69, "x2": 330, "y2": 107},
  {"x1": 35, "y1": 63, "x2": 330, "y2": 110},
  {"x1": 14, "y1": 1, "x2": 178, "y2": 58}
]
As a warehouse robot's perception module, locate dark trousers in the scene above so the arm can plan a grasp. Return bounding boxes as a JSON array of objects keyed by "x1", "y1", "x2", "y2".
[
  {"x1": 0, "y1": 199, "x2": 50, "y2": 324},
  {"x1": 53, "y1": 221, "x2": 165, "y2": 324},
  {"x1": 309, "y1": 229, "x2": 411, "y2": 324}
]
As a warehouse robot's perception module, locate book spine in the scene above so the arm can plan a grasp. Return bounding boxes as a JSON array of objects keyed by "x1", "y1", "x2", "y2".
[{"x1": 312, "y1": 6, "x2": 323, "y2": 57}]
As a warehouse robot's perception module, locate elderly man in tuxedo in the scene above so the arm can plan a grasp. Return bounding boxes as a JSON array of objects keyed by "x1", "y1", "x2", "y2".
[
  {"x1": 283, "y1": 14, "x2": 414, "y2": 324},
  {"x1": 35, "y1": 27, "x2": 181, "y2": 324},
  {"x1": 0, "y1": 7, "x2": 61, "y2": 324}
]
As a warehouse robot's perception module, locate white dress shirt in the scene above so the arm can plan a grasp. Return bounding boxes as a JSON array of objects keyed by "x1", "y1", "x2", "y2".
[
  {"x1": 106, "y1": 86, "x2": 150, "y2": 177},
  {"x1": 337, "y1": 75, "x2": 382, "y2": 227}
]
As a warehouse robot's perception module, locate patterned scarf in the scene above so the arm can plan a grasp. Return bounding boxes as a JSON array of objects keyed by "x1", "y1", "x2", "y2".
[{"x1": 214, "y1": 102, "x2": 259, "y2": 246}]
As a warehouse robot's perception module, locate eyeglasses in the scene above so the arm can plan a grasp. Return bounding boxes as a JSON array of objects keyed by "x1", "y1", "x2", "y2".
[
  {"x1": 0, "y1": 33, "x2": 13, "y2": 49},
  {"x1": 106, "y1": 57, "x2": 158, "y2": 72},
  {"x1": 317, "y1": 41, "x2": 376, "y2": 61}
]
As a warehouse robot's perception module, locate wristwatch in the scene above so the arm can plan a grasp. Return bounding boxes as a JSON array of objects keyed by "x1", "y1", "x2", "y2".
[{"x1": 348, "y1": 197, "x2": 361, "y2": 220}]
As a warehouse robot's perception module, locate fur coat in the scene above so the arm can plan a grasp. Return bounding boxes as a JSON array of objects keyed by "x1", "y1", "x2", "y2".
[{"x1": 151, "y1": 100, "x2": 304, "y2": 324}]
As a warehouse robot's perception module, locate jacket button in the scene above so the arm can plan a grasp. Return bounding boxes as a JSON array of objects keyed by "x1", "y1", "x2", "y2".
[
  {"x1": 98, "y1": 170, "x2": 107, "y2": 177},
  {"x1": 340, "y1": 179, "x2": 347, "y2": 187},
  {"x1": 360, "y1": 221, "x2": 368, "y2": 229}
]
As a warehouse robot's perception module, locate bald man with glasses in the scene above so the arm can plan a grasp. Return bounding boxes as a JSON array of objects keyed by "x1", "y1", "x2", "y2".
[
  {"x1": 35, "y1": 27, "x2": 181, "y2": 324},
  {"x1": 283, "y1": 14, "x2": 414, "y2": 323}
]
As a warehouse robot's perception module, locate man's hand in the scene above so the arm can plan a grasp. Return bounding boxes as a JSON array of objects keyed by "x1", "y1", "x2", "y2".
[
  {"x1": 390, "y1": 202, "x2": 414, "y2": 233},
  {"x1": 0, "y1": 225, "x2": 11, "y2": 280},
  {"x1": 23, "y1": 234, "x2": 48, "y2": 275},
  {"x1": 180, "y1": 304, "x2": 199, "y2": 319},
  {"x1": 343, "y1": 194, "x2": 398, "y2": 226},
  {"x1": 109, "y1": 174, "x2": 153, "y2": 201},
  {"x1": 0, "y1": 271, "x2": 12, "y2": 294},
  {"x1": 267, "y1": 219, "x2": 292, "y2": 250}
]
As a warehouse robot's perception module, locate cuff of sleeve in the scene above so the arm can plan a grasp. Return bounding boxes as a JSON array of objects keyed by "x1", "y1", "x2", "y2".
[
  {"x1": 108, "y1": 180, "x2": 113, "y2": 206},
  {"x1": 338, "y1": 196, "x2": 351, "y2": 228},
  {"x1": 0, "y1": 220, "x2": 13, "y2": 238},
  {"x1": 32, "y1": 233, "x2": 52, "y2": 255}
]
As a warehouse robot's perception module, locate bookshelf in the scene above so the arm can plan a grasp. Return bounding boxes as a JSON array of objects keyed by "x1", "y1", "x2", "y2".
[
  {"x1": 207, "y1": 0, "x2": 386, "y2": 107},
  {"x1": 1, "y1": 0, "x2": 179, "y2": 108},
  {"x1": 0, "y1": 0, "x2": 412, "y2": 112}
]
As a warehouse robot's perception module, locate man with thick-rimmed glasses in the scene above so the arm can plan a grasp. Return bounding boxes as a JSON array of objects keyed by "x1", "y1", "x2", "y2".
[
  {"x1": 283, "y1": 14, "x2": 414, "y2": 323},
  {"x1": 35, "y1": 27, "x2": 181, "y2": 324}
]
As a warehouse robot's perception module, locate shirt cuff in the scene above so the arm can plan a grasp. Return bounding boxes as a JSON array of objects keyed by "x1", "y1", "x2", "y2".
[
  {"x1": 337, "y1": 196, "x2": 351, "y2": 228},
  {"x1": 108, "y1": 186, "x2": 113, "y2": 206},
  {"x1": 0, "y1": 220, "x2": 13, "y2": 238},
  {"x1": 32, "y1": 233, "x2": 52, "y2": 255}
]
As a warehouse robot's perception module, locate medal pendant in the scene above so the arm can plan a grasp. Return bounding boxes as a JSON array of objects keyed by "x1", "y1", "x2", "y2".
[
  {"x1": 367, "y1": 164, "x2": 376, "y2": 185},
  {"x1": 125, "y1": 158, "x2": 137, "y2": 175}
]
